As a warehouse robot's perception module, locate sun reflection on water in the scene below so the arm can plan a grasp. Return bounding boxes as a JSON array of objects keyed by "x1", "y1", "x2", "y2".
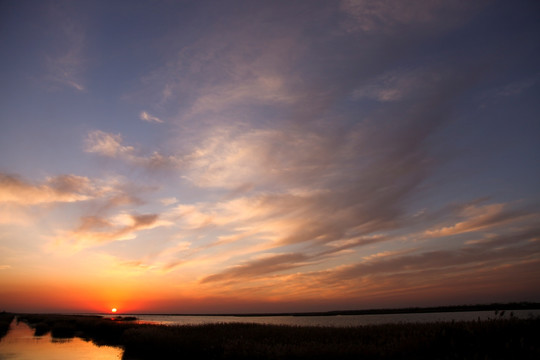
[{"x1": 0, "y1": 319, "x2": 123, "y2": 360}]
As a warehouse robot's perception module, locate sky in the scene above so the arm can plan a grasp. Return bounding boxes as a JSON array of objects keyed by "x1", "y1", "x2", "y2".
[{"x1": 1, "y1": 0, "x2": 539, "y2": 314}]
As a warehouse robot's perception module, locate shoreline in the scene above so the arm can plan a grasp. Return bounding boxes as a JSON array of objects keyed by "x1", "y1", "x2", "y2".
[{"x1": 75, "y1": 301, "x2": 540, "y2": 317}]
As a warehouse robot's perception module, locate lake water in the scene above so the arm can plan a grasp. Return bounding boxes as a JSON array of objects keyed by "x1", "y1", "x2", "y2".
[
  {"x1": 131, "y1": 309, "x2": 540, "y2": 327},
  {"x1": 0, "y1": 319, "x2": 123, "y2": 360}
]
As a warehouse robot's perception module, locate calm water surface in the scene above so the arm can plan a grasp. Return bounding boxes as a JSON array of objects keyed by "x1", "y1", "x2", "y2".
[
  {"x1": 0, "y1": 319, "x2": 123, "y2": 360},
  {"x1": 132, "y1": 309, "x2": 540, "y2": 327}
]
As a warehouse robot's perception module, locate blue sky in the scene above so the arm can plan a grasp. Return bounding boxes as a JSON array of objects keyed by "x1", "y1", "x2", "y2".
[{"x1": 1, "y1": 0, "x2": 539, "y2": 313}]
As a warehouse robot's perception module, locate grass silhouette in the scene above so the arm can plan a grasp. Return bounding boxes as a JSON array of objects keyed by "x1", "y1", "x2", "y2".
[
  {"x1": 17, "y1": 313, "x2": 540, "y2": 359},
  {"x1": 0, "y1": 312, "x2": 15, "y2": 340}
]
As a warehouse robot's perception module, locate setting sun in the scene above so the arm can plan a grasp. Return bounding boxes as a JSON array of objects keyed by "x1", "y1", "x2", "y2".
[{"x1": 111, "y1": 308, "x2": 117, "y2": 313}]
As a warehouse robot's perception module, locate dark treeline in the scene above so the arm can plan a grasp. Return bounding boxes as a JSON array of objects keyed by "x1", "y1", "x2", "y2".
[
  {"x1": 141, "y1": 302, "x2": 540, "y2": 317},
  {"x1": 16, "y1": 313, "x2": 540, "y2": 360},
  {"x1": 116, "y1": 302, "x2": 540, "y2": 317},
  {"x1": 294, "y1": 302, "x2": 540, "y2": 317}
]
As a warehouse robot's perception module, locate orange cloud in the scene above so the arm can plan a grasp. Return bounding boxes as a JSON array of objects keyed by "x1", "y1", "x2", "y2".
[
  {"x1": 85, "y1": 130, "x2": 181, "y2": 170},
  {"x1": 0, "y1": 173, "x2": 94, "y2": 205},
  {"x1": 50, "y1": 212, "x2": 171, "y2": 251},
  {"x1": 425, "y1": 203, "x2": 532, "y2": 237}
]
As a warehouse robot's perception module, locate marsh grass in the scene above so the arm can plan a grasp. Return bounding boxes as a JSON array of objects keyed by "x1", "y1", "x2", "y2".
[
  {"x1": 0, "y1": 312, "x2": 15, "y2": 340},
  {"x1": 17, "y1": 314, "x2": 540, "y2": 359}
]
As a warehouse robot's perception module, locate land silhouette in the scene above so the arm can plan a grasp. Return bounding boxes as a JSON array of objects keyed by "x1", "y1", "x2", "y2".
[{"x1": 1, "y1": 303, "x2": 538, "y2": 359}]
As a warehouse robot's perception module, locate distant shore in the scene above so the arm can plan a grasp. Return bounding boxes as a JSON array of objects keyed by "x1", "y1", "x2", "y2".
[
  {"x1": 7, "y1": 309, "x2": 540, "y2": 360},
  {"x1": 101, "y1": 301, "x2": 540, "y2": 317}
]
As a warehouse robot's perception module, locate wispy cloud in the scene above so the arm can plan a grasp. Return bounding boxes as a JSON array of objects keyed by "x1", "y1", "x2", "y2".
[
  {"x1": 479, "y1": 73, "x2": 540, "y2": 107},
  {"x1": 323, "y1": 225, "x2": 540, "y2": 287},
  {"x1": 51, "y1": 212, "x2": 171, "y2": 251},
  {"x1": 140, "y1": 111, "x2": 164, "y2": 123},
  {"x1": 0, "y1": 173, "x2": 94, "y2": 205},
  {"x1": 352, "y1": 68, "x2": 438, "y2": 102},
  {"x1": 189, "y1": 74, "x2": 296, "y2": 116},
  {"x1": 425, "y1": 203, "x2": 534, "y2": 237},
  {"x1": 340, "y1": 0, "x2": 484, "y2": 33},
  {"x1": 42, "y1": 4, "x2": 87, "y2": 92},
  {"x1": 195, "y1": 220, "x2": 540, "y2": 299},
  {"x1": 201, "y1": 253, "x2": 310, "y2": 284},
  {"x1": 84, "y1": 130, "x2": 181, "y2": 170}
]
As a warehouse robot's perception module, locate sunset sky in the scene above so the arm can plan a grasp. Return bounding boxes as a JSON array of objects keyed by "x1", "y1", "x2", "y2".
[{"x1": 1, "y1": 0, "x2": 539, "y2": 314}]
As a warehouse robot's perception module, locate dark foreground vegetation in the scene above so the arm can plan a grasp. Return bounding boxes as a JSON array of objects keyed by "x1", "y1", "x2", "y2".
[
  {"x1": 0, "y1": 312, "x2": 15, "y2": 340},
  {"x1": 16, "y1": 313, "x2": 540, "y2": 360}
]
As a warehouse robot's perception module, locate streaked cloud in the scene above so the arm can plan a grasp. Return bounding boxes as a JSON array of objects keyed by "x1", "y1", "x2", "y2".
[
  {"x1": 85, "y1": 130, "x2": 181, "y2": 170},
  {"x1": 201, "y1": 253, "x2": 310, "y2": 284},
  {"x1": 189, "y1": 75, "x2": 295, "y2": 116},
  {"x1": 0, "y1": 173, "x2": 94, "y2": 205},
  {"x1": 425, "y1": 203, "x2": 534, "y2": 237},
  {"x1": 196, "y1": 219, "x2": 540, "y2": 300},
  {"x1": 51, "y1": 212, "x2": 171, "y2": 251},
  {"x1": 140, "y1": 111, "x2": 164, "y2": 123},
  {"x1": 42, "y1": 4, "x2": 87, "y2": 91},
  {"x1": 340, "y1": 0, "x2": 484, "y2": 33},
  {"x1": 323, "y1": 226, "x2": 540, "y2": 286},
  {"x1": 352, "y1": 68, "x2": 436, "y2": 102}
]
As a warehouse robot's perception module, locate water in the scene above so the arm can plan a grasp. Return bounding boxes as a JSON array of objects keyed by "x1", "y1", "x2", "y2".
[
  {"x1": 0, "y1": 319, "x2": 123, "y2": 360},
  {"x1": 132, "y1": 309, "x2": 540, "y2": 327}
]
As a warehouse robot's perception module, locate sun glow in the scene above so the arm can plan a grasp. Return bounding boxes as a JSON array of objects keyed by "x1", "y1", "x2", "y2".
[{"x1": 111, "y1": 308, "x2": 117, "y2": 313}]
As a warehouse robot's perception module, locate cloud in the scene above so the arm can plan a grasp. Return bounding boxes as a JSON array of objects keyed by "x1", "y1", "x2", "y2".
[
  {"x1": 139, "y1": 67, "x2": 493, "y2": 283},
  {"x1": 479, "y1": 74, "x2": 540, "y2": 107},
  {"x1": 200, "y1": 253, "x2": 309, "y2": 284},
  {"x1": 191, "y1": 218, "x2": 540, "y2": 298},
  {"x1": 42, "y1": 4, "x2": 88, "y2": 92},
  {"x1": 5, "y1": 0, "x2": 532, "y2": 308},
  {"x1": 51, "y1": 212, "x2": 170, "y2": 250},
  {"x1": 425, "y1": 203, "x2": 534, "y2": 237},
  {"x1": 324, "y1": 226, "x2": 540, "y2": 286},
  {"x1": 183, "y1": 127, "x2": 337, "y2": 190},
  {"x1": 140, "y1": 111, "x2": 164, "y2": 123},
  {"x1": 85, "y1": 131, "x2": 134, "y2": 157},
  {"x1": 0, "y1": 172, "x2": 150, "y2": 230},
  {"x1": 0, "y1": 203, "x2": 32, "y2": 225},
  {"x1": 0, "y1": 265, "x2": 11, "y2": 270},
  {"x1": 352, "y1": 68, "x2": 439, "y2": 102},
  {"x1": 189, "y1": 74, "x2": 296, "y2": 116},
  {"x1": 340, "y1": 0, "x2": 484, "y2": 33},
  {"x1": 131, "y1": 2, "x2": 316, "y2": 124},
  {"x1": 84, "y1": 130, "x2": 181, "y2": 170},
  {"x1": 0, "y1": 173, "x2": 94, "y2": 205},
  {"x1": 109, "y1": 3, "x2": 521, "y2": 296},
  {"x1": 160, "y1": 197, "x2": 178, "y2": 206},
  {"x1": 214, "y1": 223, "x2": 539, "y2": 300},
  {"x1": 494, "y1": 74, "x2": 539, "y2": 97}
]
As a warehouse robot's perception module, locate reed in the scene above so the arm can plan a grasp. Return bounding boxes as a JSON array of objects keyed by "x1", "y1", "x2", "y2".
[{"x1": 0, "y1": 312, "x2": 15, "y2": 340}]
